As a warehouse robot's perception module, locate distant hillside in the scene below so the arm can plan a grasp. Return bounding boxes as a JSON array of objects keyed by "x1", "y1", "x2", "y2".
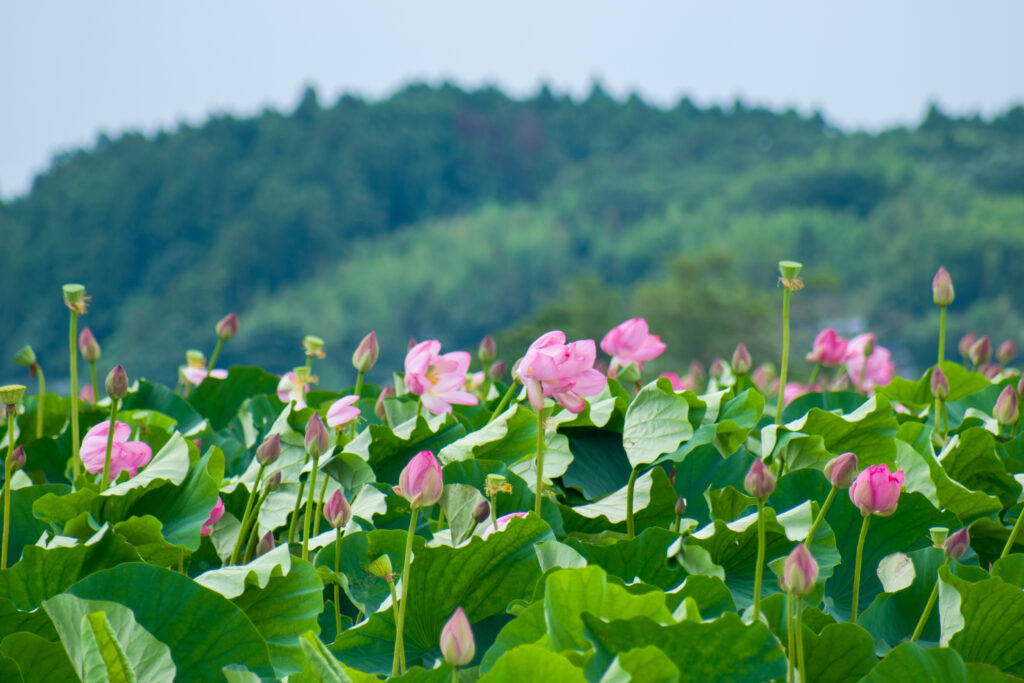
[{"x1": 2, "y1": 84, "x2": 1023, "y2": 388}]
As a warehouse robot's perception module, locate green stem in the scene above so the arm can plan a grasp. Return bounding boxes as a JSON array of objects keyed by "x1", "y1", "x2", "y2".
[
  {"x1": 935, "y1": 397, "x2": 946, "y2": 439},
  {"x1": 806, "y1": 362, "x2": 821, "y2": 386},
  {"x1": 938, "y1": 305, "x2": 947, "y2": 365},
  {"x1": 489, "y1": 493, "x2": 498, "y2": 533},
  {"x1": 313, "y1": 473, "x2": 330, "y2": 538},
  {"x1": 177, "y1": 548, "x2": 184, "y2": 574},
  {"x1": 99, "y1": 397, "x2": 120, "y2": 492},
  {"x1": 305, "y1": 353, "x2": 313, "y2": 371},
  {"x1": 855, "y1": 349, "x2": 867, "y2": 393},
  {"x1": 753, "y1": 498, "x2": 766, "y2": 620},
  {"x1": 626, "y1": 466, "x2": 640, "y2": 540},
  {"x1": 451, "y1": 666, "x2": 460, "y2": 683},
  {"x1": 486, "y1": 379, "x2": 519, "y2": 424},
  {"x1": 795, "y1": 601, "x2": 806, "y2": 681},
  {"x1": 288, "y1": 454, "x2": 310, "y2": 544},
  {"x1": 481, "y1": 360, "x2": 491, "y2": 400},
  {"x1": 354, "y1": 370, "x2": 364, "y2": 398},
  {"x1": 910, "y1": 558, "x2": 948, "y2": 642},
  {"x1": 534, "y1": 407, "x2": 545, "y2": 517},
  {"x1": 388, "y1": 579, "x2": 402, "y2": 676},
  {"x1": 36, "y1": 367, "x2": 46, "y2": 439},
  {"x1": 230, "y1": 463, "x2": 265, "y2": 565},
  {"x1": 334, "y1": 526, "x2": 343, "y2": 637},
  {"x1": 393, "y1": 508, "x2": 419, "y2": 676},
  {"x1": 242, "y1": 490, "x2": 270, "y2": 564},
  {"x1": 69, "y1": 310, "x2": 81, "y2": 481},
  {"x1": 806, "y1": 487, "x2": 837, "y2": 542},
  {"x1": 775, "y1": 287, "x2": 792, "y2": 424},
  {"x1": 1001, "y1": 507, "x2": 1024, "y2": 559},
  {"x1": 2, "y1": 411, "x2": 14, "y2": 569},
  {"x1": 851, "y1": 514, "x2": 871, "y2": 623},
  {"x1": 90, "y1": 361, "x2": 98, "y2": 406},
  {"x1": 302, "y1": 453, "x2": 320, "y2": 561},
  {"x1": 786, "y1": 592, "x2": 795, "y2": 682},
  {"x1": 208, "y1": 338, "x2": 224, "y2": 374}
]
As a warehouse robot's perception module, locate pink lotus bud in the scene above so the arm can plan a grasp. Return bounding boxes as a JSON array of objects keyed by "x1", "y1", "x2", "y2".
[
  {"x1": 440, "y1": 607, "x2": 475, "y2": 667},
  {"x1": 994, "y1": 385, "x2": 1020, "y2": 426},
  {"x1": 782, "y1": 543, "x2": 818, "y2": 597},
  {"x1": 478, "y1": 335, "x2": 497, "y2": 364},
  {"x1": 105, "y1": 365, "x2": 129, "y2": 400},
  {"x1": 352, "y1": 331, "x2": 379, "y2": 374},
  {"x1": 931, "y1": 366, "x2": 950, "y2": 401},
  {"x1": 79, "y1": 384, "x2": 96, "y2": 404},
  {"x1": 1018, "y1": 374, "x2": 1024, "y2": 399},
  {"x1": 78, "y1": 327, "x2": 102, "y2": 362},
  {"x1": 849, "y1": 464, "x2": 904, "y2": 516},
  {"x1": 375, "y1": 385, "x2": 395, "y2": 421},
  {"x1": 216, "y1": 313, "x2": 239, "y2": 341},
  {"x1": 257, "y1": 531, "x2": 275, "y2": 556},
  {"x1": 998, "y1": 340, "x2": 1017, "y2": 366},
  {"x1": 394, "y1": 450, "x2": 444, "y2": 509},
  {"x1": 10, "y1": 445, "x2": 26, "y2": 471},
  {"x1": 824, "y1": 452, "x2": 858, "y2": 489},
  {"x1": 731, "y1": 343, "x2": 752, "y2": 374},
  {"x1": 327, "y1": 395, "x2": 361, "y2": 429},
  {"x1": 689, "y1": 361, "x2": 705, "y2": 386},
  {"x1": 944, "y1": 527, "x2": 970, "y2": 560},
  {"x1": 970, "y1": 336, "x2": 992, "y2": 367},
  {"x1": 744, "y1": 458, "x2": 776, "y2": 499},
  {"x1": 932, "y1": 266, "x2": 955, "y2": 306},
  {"x1": 806, "y1": 328, "x2": 849, "y2": 367},
  {"x1": 958, "y1": 333, "x2": 977, "y2": 360},
  {"x1": 982, "y1": 363, "x2": 1001, "y2": 380},
  {"x1": 324, "y1": 490, "x2": 352, "y2": 529},
  {"x1": 709, "y1": 358, "x2": 726, "y2": 381},
  {"x1": 256, "y1": 434, "x2": 281, "y2": 466},
  {"x1": 675, "y1": 497, "x2": 687, "y2": 516},
  {"x1": 200, "y1": 497, "x2": 225, "y2": 537},
  {"x1": 488, "y1": 360, "x2": 506, "y2": 380},
  {"x1": 305, "y1": 412, "x2": 330, "y2": 459},
  {"x1": 472, "y1": 500, "x2": 491, "y2": 524},
  {"x1": 751, "y1": 364, "x2": 776, "y2": 394},
  {"x1": 408, "y1": 337, "x2": 418, "y2": 352},
  {"x1": 265, "y1": 471, "x2": 282, "y2": 492}
]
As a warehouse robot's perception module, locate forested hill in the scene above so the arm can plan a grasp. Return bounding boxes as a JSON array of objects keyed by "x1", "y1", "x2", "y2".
[{"x1": 2, "y1": 84, "x2": 1024, "y2": 387}]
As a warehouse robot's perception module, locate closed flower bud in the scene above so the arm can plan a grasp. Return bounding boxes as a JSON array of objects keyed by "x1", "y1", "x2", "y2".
[
  {"x1": 478, "y1": 335, "x2": 497, "y2": 364},
  {"x1": 440, "y1": 607, "x2": 475, "y2": 668},
  {"x1": 731, "y1": 343, "x2": 752, "y2": 374},
  {"x1": 256, "y1": 531, "x2": 275, "y2": 557},
  {"x1": 932, "y1": 266, "x2": 955, "y2": 306},
  {"x1": 824, "y1": 452, "x2": 858, "y2": 489},
  {"x1": 675, "y1": 496, "x2": 687, "y2": 516},
  {"x1": 324, "y1": 490, "x2": 352, "y2": 529},
  {"x1": 256, "y1": 434, "x2": 281, "y2": 466},
  {"x1": 305, "y1": 412, "x2": 330, "y2": 459},
  {"x1": 303, "y1": 335, "x2": 325, "y2": 359},
  {"x1": 744, "y1": 458, "x2": 776, "y2": 500},
  {"x1": 0, "y1": 385, "x2": 26, "y2": 409},
  {"x1": 849, "y1": 464, "x2": 904, "y2": 516},
  {"x1": 616, "y1": 361, "x2": 641, "y2": 383},
  {"x1": 958, "y1": 333, "x2": 977, "y2": 360},
  {"x1": 998, "y1": 340, "x2": 1017, "y2": 366},
  {"x1": 488, "y1": 360, "x2": 507, "y2": 380},
  {"x1": 368, "y1": 554, "x2": 394, "y2": 580},
  {"x1": 408, "y1": 337, "x2": 418, "y2": 352},
  {"x1": 752, "y1": 363, "x2": 776, "y2": 394},
  {"x1": 78, "y1": 327, "x2": 102, "y2": 362},
  {"x1": 472, "y1": 500, "x2": 491, "y2": 524},
  {"x1": 782, "y1": 543, "x2": 818, "y2": 597},
  {"x1": 105, "y1": 365, "x2": 129, "y2": 400},
  {"x1": 709, "y1": 358, "x2": 726, "y2": 381},
  {"x1": 994, "y1": 385, "x2": 1020, "y2": 426},
  {"x1": 10, "y1": 445, "x2": 26, "y2": 471},
  {"x1": 689, "y1": 361, "x2": 705, "y2": 387},
  {"x1": 216, "y1": 313, "x2": 239, "y2": 341},
  {"x1": 265, "y1": 471, "x2": 282, "y2": 492},
  {"x1": 394, "y1": 450, "x2": 444, "y2": 509},
  {"x1": 931, "y1": 366, "x2": 950, "y2": 401},
  {"x1": 970, "y1": 336, "x2": 992, "y2": 367},
  {"x1": 944, "y1": 527, "x2": 970, "y2": 561},
  {"x1": 352, "y1": 331, "x2": 379, "y2": 373},
  {"x1": 13, "y1": 345, "x2": 36, "y2": 368},
  {"x1": 982, "y1": 363, "x2": 1001, "y2": 380},
  {"x1": 1018, "y1": 374, "x2": 1024, "y2": 400},
  {"x1": 61, "y1": 283, "x2": 89, "y2": 314},
  {"x1": 375, "y1": 385, "x2": 395, "y2": 421}
]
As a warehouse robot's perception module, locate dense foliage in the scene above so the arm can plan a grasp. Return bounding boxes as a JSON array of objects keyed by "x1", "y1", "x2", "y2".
[{"x1": 3, "y1": 85, "x2": 1024, "y2": 387}]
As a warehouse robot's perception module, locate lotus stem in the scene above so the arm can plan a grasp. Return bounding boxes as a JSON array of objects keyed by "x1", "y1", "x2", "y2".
[
  {"x1": 486, "y1": 378, "x2": 519, "y2": 424},
  {"x1": 99, "y1": 397, "x2": 120, "y2": 492},
  {"x1": 534, "y1": 408, "x2": 545, "y2": 517},
  {"x1": 1001, "y1": 508, "x2": 1024, "y2": 559},
  {"x1": 626, "y1": 466, "x2": 640, "y2": 539},
  {"x1": 775, "y1": 287, "x2": 791, "y2": 424},
  {"x1": 302, "y1": 453, "x2": 320, "y2": 561},
  {"x1": 851, "y1": 514, "x2": 871, "y2": 623},
  {"x1": 35, "y1": 367, "x2": 46, "y2": 439},
  {"x1": 1, "y1": 414, "x2": 14, "y2": 569},
  {"x1": 910, "y1": 558, "x2": 948, "y2": 642},
  {"x1": 752, "y1": 498, "x2": 766, "y2": 621},
  {"x1": 806, "y1": 486, "x2": 837, "y2": 542},
  {"x1": 230, "y1": 462, "x2": 265, "y2": 565},
  {"x1": 393, "y1": 508, "x2": 419, "y2": 676},
  {"x1": 69, "y1": 310, "x2": 81, "y2": 480},
  {"x1": 334, "y1": 526, "x2": 343, "y2": 637}
]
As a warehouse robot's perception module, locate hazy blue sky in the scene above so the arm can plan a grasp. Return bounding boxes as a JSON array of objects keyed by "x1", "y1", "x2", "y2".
[{"x1": 3, "y1": 1, "x2": 1022, "y2": 198}]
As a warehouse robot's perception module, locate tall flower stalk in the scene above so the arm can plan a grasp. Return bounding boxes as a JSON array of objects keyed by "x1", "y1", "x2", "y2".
[
  {"x1": 231, "y1": 436, "x2": 279, "y2": 565},
  {"x1": 912, "y1": 528, "x2": 967, "y2": 641},
  {"x1": 63, "y1": 284, "x2": 89, "y2": 480},
  {"x1": 848, "y1": 464, "x2": 904, "y2": 623},
  {"x1": 302, "y1": 413, "x2": 330, "y2": 561},
  {"x1": 1, "y1": 385, "x2": 25, "y2": 570},
  {"x1": 775, "y1": 261, "x2": 803, "y2": 425},
  {"x1": 13, "y1": 346, "x2": 45, "y2": 439},
  {"x1": 99, "y1": 366, "x2": 128, "y2": 492},
  {"x1": 782, "y1": 544, "x2": 817, "y2": 682},
  {"x1": 208, "y1": 313, "x2": 239, "y2": 373},
  {"x1": 744, "y1": 458, "x2": 776, "y2": 621},
  {"x1": 806, "y1": 452, "x2": 858, "y2": 542}
]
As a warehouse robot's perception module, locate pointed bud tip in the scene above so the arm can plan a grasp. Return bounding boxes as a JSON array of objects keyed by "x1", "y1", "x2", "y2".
[
  {"x1": 731, "y1": 343, "x2": 752, "y2": 374},
  {"x1": 824, "y1": 452, "x2": 859, "y2": 489},
  {"x1": 932, "y1": 266, "x2": 955, "y2": 306},
  {"x1": 478, "y1": 335, "x2": 497, "y2": 363},
  {"x1": 216, "y1": 313, "x2": 239, "y2": 341},
  {"x1": 105, "y1": 365, "x2": 129, "y2": 400},
  {"x1": 352, "y1": 331, "x2": 380, "y2": 373},
  {"x1": 744, "y1": 458, "x2": 776, "y2": 499}
]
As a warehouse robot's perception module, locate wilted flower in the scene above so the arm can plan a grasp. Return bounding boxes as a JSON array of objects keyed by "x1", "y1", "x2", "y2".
[
  {"x1": 216, "y1": 313, "x2": 239, "y2": 341},
  {"x1": 932, "y1": 266, "x2": 955, "y2": 307},
  {"x1": 324, "y1": 490, "x2": 352, "y2": 529},
  {"x1": 277, "y1": 368, "x2": 313, "y2": 409},
  {"x1": 515, "y1": 331, "x2": 607, "y2": 414},
  {"x1": 405, "y1": 340, "x2": 478, "y2": 415},
  {"x1": 600, "y1": 318, "x2": 666, "y2": 379},
  {"x1": 394, "y1": 450, "x2": 444, "y2": 509},
  {"x1": 78, "y1": 327, "x2": 102, "y2": 362},
  {"x1": 744, "y1": 458, "x2": 776, "y2": 500},
  {"x1": 994, "y1": 385, "x2": 1020, "y2": 426},
  {"x1": 944, "y1": 527, "x2": 970, "y2": 560},
  {"x1": 806, "y1": 328, "x2": 849, "y2": 367},
  {"x1": 824, "y1": 452, "x2": 858, "y2": 489},
  {"x1": 845, "y1": 334, "x2": 895, "y2": 393},
  {"x1": 81, "y1": 421, "x2": 152, "y2": 480},
  {"x1": 368, "y1": 554, "x2": 394, "y2": 580},
  {"x1": 352, "y1": 331, "x2": 379, "y2": 373},
  {"x1": 440, "y1": 607, "x2": 475, "y2": 668},
  {"x1": 782, "y1": 543, "x2": 818, "y2": 597},
  {"x1": 849, "y1": 464, "x2": 904, "y2": 516},
  {"x1": 931, "y1": 366, "x2": 950, "y2": 400},
  {"x1": 731, "y1": 343, "x2": 752, "y2": 374},
  {"x1": 201, "y1": 497, "x2": 225, "y2": 537},
  {"x1": 326, "y1": 395, "x2": 361, "y2": 429}
]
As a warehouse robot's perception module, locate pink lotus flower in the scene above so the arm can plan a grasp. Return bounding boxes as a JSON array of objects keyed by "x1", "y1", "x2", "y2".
[
  {"x1": 277, "y1": 370, "x2": 312, "y2": 409},
  {"x1": 845, "y1": 334, "x2": 895, "y2": 393},
  {"x1": 183, "y1": 366, "x2": 228, "y2": 386},
  {"x1": 660, "y1": 372, "x2": 696, "y2": 392},
  {"x1": 79, "y1": 384, "x2": 96, "y2": 404},
  {"x1": 516, "y1": 331, "x2": 607, "y2": 414},
  {"x1": 849, "y1": 464, "x2": 904, "y2": 516},
  {"x1": 481, "y1": 511, "x2": 528, "y2": 539},
  {"x1": 806, "y1": 328, "x2": 849, "y2": 367},
  {"x1": 782, "y1": 382, "x2": 823, "y2": 406},
  {"x1": 81, "y1": 420, "x2": 152, "y2": 481},
  {"x1": 393, "y1": 450, "x2": 444, "y2": 509},
  {"x1": 201, "y1": 497, "x2": 225, "y2": 536},
  {"x1": 326, "y1": 395, "x2": 360, "y2": 428},
  {"x1": 600, "y1": 318, "x2": 667, "y2": 378},
  {"x1": 404, "y1": 340, "x2": 478, "y2": 415},
  {"x1": 440, "y1": 606, "x2": 475, "y2": 667}
]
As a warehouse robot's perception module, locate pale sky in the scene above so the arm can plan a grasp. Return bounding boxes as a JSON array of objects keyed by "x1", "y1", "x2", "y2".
[{"x1": 2, "y1": 1, "x2": 1022, "y2": 199}]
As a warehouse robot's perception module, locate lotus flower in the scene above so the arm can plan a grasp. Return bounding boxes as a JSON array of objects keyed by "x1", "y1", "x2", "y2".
[
  {"x1": 824, "y1": 452, "x2": 858, "y2": 489},
  {"x1": 516, "y1": 331, "x2": 607, "y2": 414},
  {"x1": 404, "y1": 340, "x2": 478, "y2": 415},
  {"x1": 806, "y1": 328, "x2": 849, "y2": 367},
  {"x1": 744, "y1": 458, "x2": 776, "y2": 500},
  {"x1": 481, "y1": 511, "x2": 528, "y2": 539},
  {"x1": 600, "y1": 318, "x2": 666, "y2": 378},
  {"x1": 932, "y1": 266, "x2": 955, "y2": 307},
  {"x1": 944, "y1": 527, "x2": 970, "y2": 560},
  {"x1": 394, "y1": 450, "x2": 444, "y2": 509},
  {"x1": 81, "y1": 420, "x2": 152, "y2": 480},
  {"x1": 659, "y1": 373, "x2": 696, "y2": 392},
  {"x1": 183, "y1": 366, "x2": 228, "y2": 386},
  {"x1": 326, "y1": 395, "x2": 360, "y2": 428},
  {"x1": 277, "y1": 370, "x2": 312, "y2": 409},
  {"x1": 849, "y1": 464, "x2": 904, "y2": 516},
  {"x1": 845, "y1": 334, "x2": 895, "y2": 393},
  {"x1": 201, "y1": 497, "x2": 225, "y2": 536}
]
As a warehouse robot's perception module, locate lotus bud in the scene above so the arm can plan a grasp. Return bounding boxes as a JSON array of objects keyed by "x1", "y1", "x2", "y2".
[
  {"x1": 351, "y1": 331, "x2": 379, "y2": 374},
  {"x1": 970, "y1": 336, "x2": 992, "y2": 367},
  {"x1": 216, "y1": 312, "x2": 239, "y2": 341},
  {"x1": 744, "y1": 458, "x2": 776, "y2": 500},
  {"x1": 782, "y1": 543, "x2": 818, "y2": 597},
  {"x1": 944, "y1": 527, "x2": 970, "y2": 560},
  {"x1": 408, "y1": 337, "x2": 418, "y2": 352},
  {"x1": 751, "y1": 363, "x2": 776, "y2": 394},
  {"x1": 675, "y1": 496, "x2": 687, "y2": 516},
  {"x1": 9, "y1": 446, "x2": 26, "y2": 472},
  {"x1": 824, "y1": 452, "x2": 858, "y2": 489},
  {"x1": 1018, "y1": 374, "x2": 1024, "y2": 399},
  {"x1": 472, "y1": 500, "x2": 491, "y2": 524},
  {"x1": 375, "y1": 385, "x2": 395, "y2": 421},
  {"x1": 478, "y1": 335, "x2": 497, "y2": 364},
  {"x1": 929, "y1": 526, "x2": 949, "y2": 547},
  {"x1": 13, "y1": 345, "x2": 36, "y2": 368},
  {"x1": 305, "y1": 412, "x2": 329, "y2": 459},
  {"x1": 488, "y1": 360, "x2": 507, "y2": 380},
  {"x1": 324, "y1": 490, "x2": 352, "y2": 529},
  {"x1": 849, "y1": 464, "x2": 904, "y2": 516},
  {"x1": 256, "y1": 531, "x2": 275, "y2": 557},
  {"x1": 440, "y1": 607, "x2": 475, "y2": 668},
  {"x1": 616, "y1": 361, "x2": 641, "y2": 383},
  {"x1": 105, "y1": 365, "x2": 129, "y2": 400},
  {"x1": 303, "y1": 335, "x2": 325, "y2": 359},
  {"x1": 79, "y1": 384, "x2": 96, "y2": 404},
  {"x1": 994, "y1": 385, "x2": 1020, "y2": 426},
  {"x1": 931, "y1": 366, "x2": 950, "y2": 401},
  {"x1": 958, "y1": 332, "x2": 977, "y2": 360},
  {"x1": 688, "y1": 361, "x2": 705, "y2": 387},
  {"x1": 77, "y1": 327, "x2": 101, "y2": 363},
  {"x1": 61, "y1": 283, "x2": 89, "y2": 314},
  {"x1": 982, "y1": 363, "x2": 1001, "y2": 380},
  {"x1": 1, "y1": 385, "x2": 26, "y2": 416},
  {"x1": 394, "y1": 450, "x2": 444, "y2": 509},
  {"x1": 709, "y1": 358, "x2": 726, "y2": 381},
  {"x1": 932, "y1": 266, "x2": 955, "y2": 306},
  {"x1": 998, "y1": 340, "x2": 1017, "y2": 366},
  {"x1": 731, "y1": 343, "x2": 752, "y2": 374},
  {"x1": 265, "y1": 471, "x2": 282, "y2": 492},
  {"x1": 256, "y1": 434, "x2": 281, "y2": 466},
  {"x1": 368, "y1": 554, "x2": 394, "y2": 580}
]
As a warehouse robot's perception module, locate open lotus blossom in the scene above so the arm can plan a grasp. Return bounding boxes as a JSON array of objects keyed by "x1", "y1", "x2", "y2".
[
  {"x1": 201, "y1": 497, "x2": 225, "y2": 536},
  {"x1": 849, "y1": 464, "x2": 904, "y2": 516},
  {"x1": 806, "y1": 328, "x2": 849, "y2": 366},
  {"x1": 80, "y1": 420, "x2": 152, "y2": 480},
  {"x1": 516, "y1": 331, "x2": 607, "y2": 414},
  {"x1": 393, "y1": 450, "x2": 444, "y2": 509},
  {"x1": 481, "y1": 511, "x2": 529, "y2": 539},
  {"x1": 601, "y1": 318, "x2": 666, "y2": 378},
  {"x1": 183, "y1": 366, "x2": 228, "y2": 386},
  {"x1": 326, "y1": 395, "x2": 360, "y2": 428},
  {"x1": 404, "y1": 340, "x2": 478, "y2": 415},
  {"x1": 277, "y1": 370, "x2": 312, "y2": 409},
  {"x1": 844, "y1": 334, "x2": 895, "y2": 393}
]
